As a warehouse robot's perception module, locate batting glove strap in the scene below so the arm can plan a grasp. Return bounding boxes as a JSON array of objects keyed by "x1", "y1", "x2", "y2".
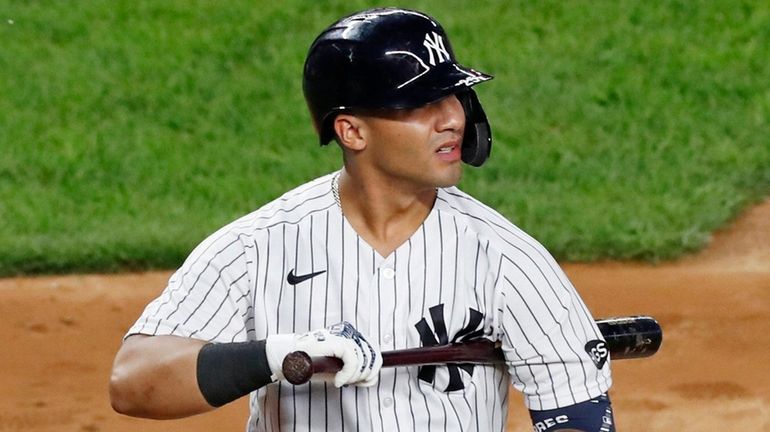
[{"x1": 325, "y1": 321, "x2": 382, "y2": 387}]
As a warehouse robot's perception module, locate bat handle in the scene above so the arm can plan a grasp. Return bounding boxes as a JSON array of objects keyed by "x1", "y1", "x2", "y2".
[
  {"x1": 282, "y1": 341, "x2": 501, "y2": 385},
  {"x1": 283, "y1": 351, "x2": 343, "y2": 385}
]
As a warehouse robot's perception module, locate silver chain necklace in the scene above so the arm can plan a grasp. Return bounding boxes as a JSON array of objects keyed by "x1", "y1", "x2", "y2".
[
  {"x1": 332, "y1": 171, "x2": 438, "y2": 212},
  {"x1": 331, "y1": 172, "x2": 342, "y2": 209}
]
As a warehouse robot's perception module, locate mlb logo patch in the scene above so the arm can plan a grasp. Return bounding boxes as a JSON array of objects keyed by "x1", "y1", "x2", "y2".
[{"x1": 585, "y1": 340, "x2": 609, "y2": 369}]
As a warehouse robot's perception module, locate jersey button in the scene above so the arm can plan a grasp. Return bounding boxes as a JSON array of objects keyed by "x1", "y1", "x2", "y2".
[
  {"x1": 383, "y1": 334, "x2": 392, "y2": 344},
  {"x1": 383, "y1": 397, "x2": 393, "y2": 407},
  {"x1": 381, "y1": 267, "x2": 395, "y2": 279}
]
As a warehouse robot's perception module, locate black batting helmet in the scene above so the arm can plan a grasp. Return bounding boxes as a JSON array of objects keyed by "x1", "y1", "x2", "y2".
[{"x1": 303, "y1": 8, "x2": 494, "y2": 167}]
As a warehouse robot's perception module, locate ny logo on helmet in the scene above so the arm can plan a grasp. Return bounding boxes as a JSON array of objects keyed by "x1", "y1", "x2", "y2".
[{"x1": 423, "y1": 31, "x2": 450, "y2": 66}]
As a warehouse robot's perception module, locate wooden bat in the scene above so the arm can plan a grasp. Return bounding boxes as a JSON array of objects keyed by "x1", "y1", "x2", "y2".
[{"x1": 282, "y1": 315, "x2": 662, "y2": 385}]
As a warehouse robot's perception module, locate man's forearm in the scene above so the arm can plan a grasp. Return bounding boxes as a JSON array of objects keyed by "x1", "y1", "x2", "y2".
[
  {"x1": 109, "y1": 322, "x2": 382, "y2": 419},
  {"x1": 109, "y1": 335, "x2": 213, "y2": 419}
]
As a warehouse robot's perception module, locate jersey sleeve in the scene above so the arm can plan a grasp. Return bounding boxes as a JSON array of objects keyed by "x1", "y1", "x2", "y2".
[
  {"x1": 491, "y1": 239, "x2": 612, "y2": 411},
  {"x1": 126, "y1": 229, "x2": 255, "y2": 344}
]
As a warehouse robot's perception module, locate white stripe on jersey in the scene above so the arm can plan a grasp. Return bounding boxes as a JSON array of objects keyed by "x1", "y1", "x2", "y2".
[{"x1": 128, "y1": 171, "x2": 611, "y2": 431}]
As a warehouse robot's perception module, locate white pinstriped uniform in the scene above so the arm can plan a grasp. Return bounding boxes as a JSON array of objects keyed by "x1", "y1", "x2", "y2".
[{"x1": 128, "y1": 171, "x2": 612, "y2": 431}]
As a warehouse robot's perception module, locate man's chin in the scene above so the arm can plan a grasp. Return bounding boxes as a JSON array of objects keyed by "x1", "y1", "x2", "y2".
[{"x1": 435, "y1": 167, "x2": 463, "y2": 188}]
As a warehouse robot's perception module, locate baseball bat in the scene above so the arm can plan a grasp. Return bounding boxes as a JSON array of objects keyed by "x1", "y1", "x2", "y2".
[{"x1": 282, "y1": 315, "x2": 662, "y2": 385}]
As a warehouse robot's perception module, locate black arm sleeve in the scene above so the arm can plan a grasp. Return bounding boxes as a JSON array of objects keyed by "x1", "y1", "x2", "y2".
[{"x1": 196, "y1": 340, "x2": 274, "y2": 407}]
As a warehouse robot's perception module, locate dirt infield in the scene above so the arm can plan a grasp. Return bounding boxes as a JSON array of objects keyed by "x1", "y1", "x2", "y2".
[{"x1": 1, "y1": 199, "x2": 768, "y2": 432}]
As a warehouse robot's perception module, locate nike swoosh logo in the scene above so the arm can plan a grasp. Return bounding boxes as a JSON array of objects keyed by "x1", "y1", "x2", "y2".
[{"x1": 287, "y1": 269, "x2": 327, "y2": 285}]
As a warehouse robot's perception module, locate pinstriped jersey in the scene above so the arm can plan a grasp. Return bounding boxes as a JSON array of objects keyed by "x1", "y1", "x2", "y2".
[{"x1": 128, "y1": 171, "x2": 612, "y2": 431}]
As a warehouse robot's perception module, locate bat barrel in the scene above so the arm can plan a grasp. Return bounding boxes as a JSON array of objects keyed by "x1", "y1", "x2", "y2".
[{"x1": 596, "y1": 316, "x2": 662, "y2": 359}]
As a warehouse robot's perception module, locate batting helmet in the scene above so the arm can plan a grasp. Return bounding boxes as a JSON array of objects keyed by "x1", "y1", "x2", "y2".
[{"x1": 303, "y1": 8, "x2": 494, "y2": 167}]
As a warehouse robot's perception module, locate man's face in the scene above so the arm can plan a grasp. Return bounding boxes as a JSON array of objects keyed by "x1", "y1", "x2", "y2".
[{"x1": 357, "y1": 94, "x2": 466, "y2": 189}]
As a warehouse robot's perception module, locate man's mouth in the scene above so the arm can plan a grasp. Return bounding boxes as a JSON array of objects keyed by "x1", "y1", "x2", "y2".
[{"x1": 435, "y1": 142, "x2": 462, "y2": 162}]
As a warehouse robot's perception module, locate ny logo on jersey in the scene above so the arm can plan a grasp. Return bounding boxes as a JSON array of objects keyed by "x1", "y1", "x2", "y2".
[
  {"x1": 414, "y1": 304, "x2": 485, "y2": 391},
  {"x1": 423, "y1": 31, "x2": 450, "y2": 66}
]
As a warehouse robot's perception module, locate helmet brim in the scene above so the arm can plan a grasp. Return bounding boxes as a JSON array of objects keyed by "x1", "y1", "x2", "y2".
[
  {"x1": 318, "y1": 62, "x2": 492, "y2": 144},
  {"x1": 388, "y1": 62, "x2": 493, "y2": 109}
]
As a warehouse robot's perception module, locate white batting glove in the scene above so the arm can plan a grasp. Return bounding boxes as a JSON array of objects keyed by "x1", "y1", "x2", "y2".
[{"x1": 265, "y1": 321, "x2": 382, "y2": 388}]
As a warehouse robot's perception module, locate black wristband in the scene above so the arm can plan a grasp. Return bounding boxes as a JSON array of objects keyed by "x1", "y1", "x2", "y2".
[{"x1": 196, "y1": 339, "x2": 274, "y2": 407}]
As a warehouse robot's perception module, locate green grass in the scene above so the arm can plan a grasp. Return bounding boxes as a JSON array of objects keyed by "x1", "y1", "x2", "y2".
[{"x1": 1, "y1": 0, "x2": 769, "y2": 275}]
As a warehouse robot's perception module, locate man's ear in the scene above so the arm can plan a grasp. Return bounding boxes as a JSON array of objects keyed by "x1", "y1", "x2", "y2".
[{"x1": 333, "y1": 114, "x2": 367, "y2": 151}]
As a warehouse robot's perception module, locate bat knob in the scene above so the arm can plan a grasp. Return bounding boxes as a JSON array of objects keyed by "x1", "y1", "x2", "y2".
[{"x1": 283, "y1": 351, "x2": 313, "y2": 385}]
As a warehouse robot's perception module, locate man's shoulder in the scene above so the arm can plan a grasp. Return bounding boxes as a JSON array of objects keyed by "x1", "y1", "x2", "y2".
[
  {"x1": 222, "y1": 172, "x2": 338, "y2": 236},
  {"x1": 182, "y1": 173, "x2": 337, "y2": 262},
  {"x1": 436, "y1": 186, "x2": 517, "y2": 232},
  {"x1": 436, "y1": 186, "x2": 547, "y2": 255},
  {"x1": 239, "y1": 172, "x2": 337, "y2": 230}
]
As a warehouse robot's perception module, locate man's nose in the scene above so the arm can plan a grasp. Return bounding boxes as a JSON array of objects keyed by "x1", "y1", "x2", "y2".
[{"x1": 436, "y1": 94, "x2": 465, "y2": 132}]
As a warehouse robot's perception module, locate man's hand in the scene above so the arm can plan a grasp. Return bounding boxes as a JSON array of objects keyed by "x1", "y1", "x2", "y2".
[{"x1": 266, "y1": 321, "x2": 382, "y2": 388}]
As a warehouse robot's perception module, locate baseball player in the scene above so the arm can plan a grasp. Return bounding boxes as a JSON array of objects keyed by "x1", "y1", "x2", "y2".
[{"x1": 110, "y1": 8, "x2": 614, "y2": 432}]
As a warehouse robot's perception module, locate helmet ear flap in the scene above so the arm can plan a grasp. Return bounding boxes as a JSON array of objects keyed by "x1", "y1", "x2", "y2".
[{"x1": 459, "y1": 90, "x2": 492, "y2": 167}]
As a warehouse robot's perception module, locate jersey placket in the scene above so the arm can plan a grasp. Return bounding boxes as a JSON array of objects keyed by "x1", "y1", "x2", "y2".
[{"x1": 367, "y1": 255, "x2": 400, "y2": 432}]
